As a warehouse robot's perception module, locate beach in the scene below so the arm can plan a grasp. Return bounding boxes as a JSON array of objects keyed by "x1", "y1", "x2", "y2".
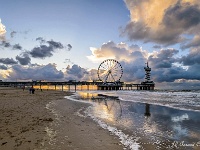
[
  {"x1": 0, "y1": 88, "x2": 123, "y2": 150},
  {"x1": 1, "y1": 88, "x2": 200, "y2": 150}
]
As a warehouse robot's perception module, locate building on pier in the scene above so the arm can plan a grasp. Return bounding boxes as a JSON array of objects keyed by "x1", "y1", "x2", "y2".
[{"x1": 140, "y1": 62, "x2": 155, "y2": 90}]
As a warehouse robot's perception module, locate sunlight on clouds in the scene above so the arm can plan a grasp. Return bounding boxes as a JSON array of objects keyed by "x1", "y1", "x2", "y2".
[
  {"x1": 87, "y1": 47, "x2": 114, "y2": 63},
  {"x1": 126, "y1": 0, "x2": 198, "y2": 29},
  {"x1": 182, "y1": 0, "x2": 197, "y2": 3},
  {"x1": 174, "y1": 79, "x2": 200, "y2": 83},
  {"x1": 128, "y1": 0, "x2": 176, "y2": 29},
  {"x1": 0, "y1": 69, "x2": 12, "y2": 79},
  {"x1": 173, "y1": 62, "x2": 189, "y2": 70},
  {"x1": 0, "y1": 18, "x2": 6, "y2": 41},
  {"x1": 87, "y1": 41, "x2": 148, "y2": 63},
  {"x1": 0, "y1": 18, "x2": 6, "y2": 35},
  {"x1": 123, "y1": 0, "x2": 200, "y2": 45}
]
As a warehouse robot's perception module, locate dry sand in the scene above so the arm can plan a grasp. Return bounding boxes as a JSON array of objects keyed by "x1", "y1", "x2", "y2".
[{"x1": 0, "y1": 87, "x2": 123, "y2": 150}]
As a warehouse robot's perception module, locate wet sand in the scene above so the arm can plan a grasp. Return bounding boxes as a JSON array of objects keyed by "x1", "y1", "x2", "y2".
[
  {"x1": 0, "y1": 87, "x2": 123, "y2": 150},
  {"x1": 67, "y1": 91, "x2": 200, "y2": 150}
]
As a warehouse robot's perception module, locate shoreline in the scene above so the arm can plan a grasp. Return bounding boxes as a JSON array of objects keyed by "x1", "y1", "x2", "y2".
[
  {"x1": 69, "y1": 91, "x2": 200, "y2": 150},
  {"x1": 0, "y1": 87, "x2": 123, "y2": 150}
]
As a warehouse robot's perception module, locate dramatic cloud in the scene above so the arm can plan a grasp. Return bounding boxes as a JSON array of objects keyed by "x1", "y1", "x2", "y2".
[
  {"x1": 148, "y1": 48, "x2": 200, "y2": 83},
  {"x1": 149, "y1": 49, "x2": 179, "y2": 69},
  {"x1": 83, "y1": 69, "x2": 98, "y2": 81},
  {"x1": 16, "y1": 53, "x2": 31, "y2": 65},
  {"x1": 65, "y1": 64, "x2": 89, "y2": 80},
  {"x1": 0, "y1": 58, "x2": 18, "y2": 65},
  {"x1": 0, "y1": 19, "x2": 6, "y2": 40},
  {"x1": 88, "y1": 41, "x2": 148, "y2": 63},
  {"x1": 0, "y1": 65, "x2": 7, "y2": 70},
  {"x1": 30, "y1": 45, "x2": 54, "y2": 58},
  {"x1": 180, "y1": 48, "x2": 200, "y2": 65},
  {"x1": 46, "y1": 40, "x2": 64, "y2": 49},
  {"x1": 181, "y1": 35, "x2": 200, "y2": 49},
  {"x1": 122, "y1": 0, "x2": 200, "y2": 46},
  {"x1": 29, "y1": 38, "x2": 70, "y2": 59},
  {"x1": 7, "y1": 64, "x2": 64, "y2": 81},
  {"x1": 0, "y1": 41, "x2": 22, "y2": 50}
]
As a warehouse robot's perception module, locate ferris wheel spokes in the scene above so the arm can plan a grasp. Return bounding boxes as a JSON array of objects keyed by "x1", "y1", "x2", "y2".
[{"x1": 97, "y1": 59, "x2": 123, "y2": 84}]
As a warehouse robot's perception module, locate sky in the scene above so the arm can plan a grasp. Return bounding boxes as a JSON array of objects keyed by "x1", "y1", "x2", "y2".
[{"x1": 1, "y1": 0, "x2": 200, "y2": 90}]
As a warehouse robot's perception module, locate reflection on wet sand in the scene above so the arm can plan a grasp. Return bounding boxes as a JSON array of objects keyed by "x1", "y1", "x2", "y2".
[
  {"x1": 76, "y1": 92, "x2": 200, "y2": 150},
  {"x1": 79, "y1": 92, "x2": 123, "y2": 122},
  {"x1": 144, "y1": 103, "x2": 151, "y2": 117}
]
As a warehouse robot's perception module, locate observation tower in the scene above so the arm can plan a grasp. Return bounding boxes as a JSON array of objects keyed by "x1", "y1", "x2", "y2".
[{"x1": 141, "y1": 62, "x2": 155, "y2": 90}]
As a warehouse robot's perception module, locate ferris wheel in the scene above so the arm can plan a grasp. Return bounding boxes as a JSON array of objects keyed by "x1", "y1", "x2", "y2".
[{"x1": 97, "y1": 59, "x2": 123, "y2": 83}]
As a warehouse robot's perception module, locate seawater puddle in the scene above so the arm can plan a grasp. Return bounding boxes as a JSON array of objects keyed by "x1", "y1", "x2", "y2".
[{"x1": 66, "y1": 91, "x2": 200, "y2": 150}]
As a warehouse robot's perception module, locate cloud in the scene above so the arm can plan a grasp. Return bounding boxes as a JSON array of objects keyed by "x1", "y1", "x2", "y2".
[
  {"x1": 147, "y1": 48, "x2": 200, "y2": 83},
  {"x1": 163, "y1": 2, "x2": 200, "y2": 29},
  {"x1": 12, "y1": 44, "x2": 22, "y2": 50},
  {"x1": 180, "y1": 47, "x2": 200, "y2": 65},
  {"x1": 0, "y1": 58, "x2": 18, "y2": 65},
  {"x1": 4, "y1": 63, "x2": 89, "y2": 81},
  {"x1": 16, "y1": 53, "x2": 31, "y2": 65},
  {"x1": 29, "y1": 38, "x2": 70, "y2": 59},
  {"x1": 65, "y1": 64, "x2": 88, "y2": 80},
  {"x1": 181, "y1": 35, "x2": 200, "y2": 49},
  {"x1": 152, "y1": 45, "x2": 161, "y2": 49},
  {"x1": 7, "y1": 63, "x2": 64, "y2": 81},
  {"x1": 10, "y1": 31, "x2": 17, "y2": 38},
  {"x1": 67, "y1": 44, "x2": 72, "y2": 51},
  {"x1": 0, "y1": 41, "x2": 11, "y2": 48},
  {"x1": 29, "y1": 45, "x2": 54, "y2": 58},
  {"x1": 0, "y1": 41, "x2": 22, "y2": 50},
  {"x1": 46, "y1": 40, "x2": 64, "y2": 49},
  {"x1": 122, "y1": 0, "x2": 200, "y2": 46},
  {"x1": 88, "y1": 41, "x2": 148, "y2": 63},
  {"x1": 83, "y1": 68, "x2": 98, "y2": 81},
  {"x1": 148, "y1": 49, "x2": 179, "y2": 68},
  {"x1": 0, "y1": 65, "x2": 7, "y2": 70},
  {"x1": 36, "y1": 37, "x2": 46, "y2": 45},
  {"x1": 0, "y1": 19, "x2": 6, "y2": 38}
]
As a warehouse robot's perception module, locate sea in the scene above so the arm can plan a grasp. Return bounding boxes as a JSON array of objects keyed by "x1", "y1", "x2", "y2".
[{"x1": 66, "y1": 90, "x2": 200, "y2": 150}]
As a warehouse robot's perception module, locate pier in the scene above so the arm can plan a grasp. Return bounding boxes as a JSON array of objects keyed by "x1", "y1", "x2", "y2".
[{"x1": 0, "y1": 81, "x2": 154, "y2": 91}]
